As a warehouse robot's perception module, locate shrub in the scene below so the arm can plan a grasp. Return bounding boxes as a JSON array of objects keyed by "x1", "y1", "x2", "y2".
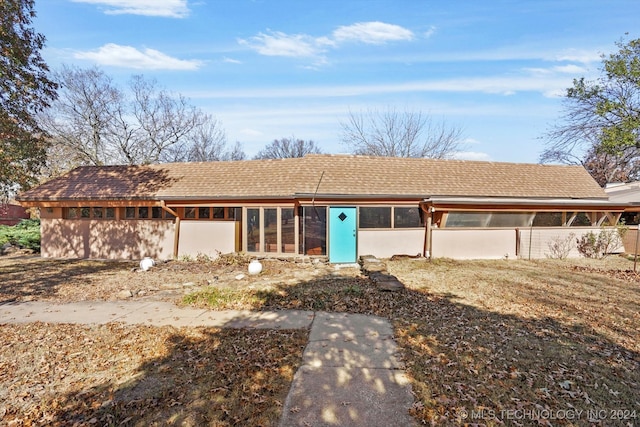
[
  {"x1": 546, "y1": 233, "x2": 575, "y2": 259},
  {"x1": 0, "y1": 219, "x2": 41, "y2": 252},
  {"x1": 576, "y1": 227, "x2": 624, "y2": 259}
]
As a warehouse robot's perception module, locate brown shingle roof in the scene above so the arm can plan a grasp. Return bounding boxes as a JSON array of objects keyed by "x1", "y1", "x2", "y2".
[{"x1": 17, "y1": 154, "x2": 607, "y2": 202}]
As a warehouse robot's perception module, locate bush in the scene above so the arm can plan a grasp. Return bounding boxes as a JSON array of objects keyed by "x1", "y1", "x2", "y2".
[
  {"x1": 546, "y1": 233, "x2": 575, "y2": 259},
  {"x1": 576, "y1": 227, "x2": 624, "y2": 259},
  {"x1": 0, "y1": 219, "x2": 41, "y2": 252}
]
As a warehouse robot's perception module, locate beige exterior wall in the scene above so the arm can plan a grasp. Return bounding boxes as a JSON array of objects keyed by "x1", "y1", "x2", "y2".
[
  {"x1": 41, "y1": 218, "x2": 175, "y2": 260},
  {"x1": 178, "y1": 220, "x2": 238, "y2": 259},
  {"x1": 518, "y1": 226, "x2": 625, "y2": 259},
  {"x1": 432, "y1": 229, "x2": 517, "y2": 259},
  {"x1": 357, "y1": 229, "x2": 424, "y2": 258}
]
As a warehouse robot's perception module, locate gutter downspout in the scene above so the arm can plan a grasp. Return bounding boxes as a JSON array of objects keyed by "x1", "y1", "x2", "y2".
[
  {"x1": 420, "y1": 202, "x2": 433, "y2": 260},
  {"x1": 160, "y1": 201, "x2": 180, "y2": 259}
]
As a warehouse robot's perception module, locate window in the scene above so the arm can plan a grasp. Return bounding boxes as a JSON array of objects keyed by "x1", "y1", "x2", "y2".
[
  {"x1": 299, "y1": 206, "x2": 326, "y2": 255},
  {"x1": 446, "y1": 212, "x2": 536, "y2": 228},
  {"x1": 92, "y1": 207, "x2": 103, "y2": 219},
  {"x1": 184, "y1": 207, "x2": 196, "y2": 219},
  {"x1": 198, "y1": 207, "x2": 210, "y2": 219},
  {"x1": 264, "y1": 208, "x2": 278, "y2": 252},
  {"x1": 80, "y1": 207, "x2": 90, "y2": 218},
  {"x1": 394, "y1": 207, "x2": 423, "y2": 228},
  {"x1": 67, "y1": 207, "x2": 80, "y2": 219},
  {"x1": 359, "y1": 207, "x2": 391, "y2": 228},
  {"x1": 125, "y1": 207, "x2": 135, "y2": 219},
  {"x1": 281, "y1": 208, "x2": 295, "y2": 253},
  {"x1": 213, "y1": 207, "x2": 225, "y2": 219},
  {"x1": 138, "y1": 207, "x2": 149, "y2": 219},
  {"x1": 247, "y1": 208, "x2": 261, "y2": 252},
  {"x1": 532, "y1": 212, "x2": 563, "y2": 227},
  {"x1": 152, "y1": 207, "x2": 163, "y2": 219}
]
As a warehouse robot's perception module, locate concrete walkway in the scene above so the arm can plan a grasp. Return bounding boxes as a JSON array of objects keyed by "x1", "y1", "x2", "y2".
[
  {"x1": 0, "y1": 301, "x2": 415, "y2": 427},
  {"x1": 279, "y1": 312, "x2": 416, "y2": 427}
]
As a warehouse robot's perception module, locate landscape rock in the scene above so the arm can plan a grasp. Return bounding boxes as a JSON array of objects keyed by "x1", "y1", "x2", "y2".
[
  {"x1": 117, "y1": 290, "x2": 133, "y2": 299},
  {"x1": 182, "y1": 282, "x2": 196, "y2": 288},
  {"x1": 235, "y1": 274, "x2": 246, "y2": 280}
]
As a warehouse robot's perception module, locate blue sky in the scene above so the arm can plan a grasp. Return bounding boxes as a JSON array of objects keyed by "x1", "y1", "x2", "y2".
[{"x1": 34, "y1": 0, "x2": 640, "y2": 162}]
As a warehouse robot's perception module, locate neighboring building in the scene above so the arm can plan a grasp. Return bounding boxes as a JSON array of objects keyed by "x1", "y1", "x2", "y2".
[
  {"x1": 16, "y1": 154, "x2": 632, "y2": 261},
  {"x1": 604, "y1": 182, "x2": 640, "y2": 254},
  {"x1": 0, "y1": 202, "x2": 30, "y2": 226}
]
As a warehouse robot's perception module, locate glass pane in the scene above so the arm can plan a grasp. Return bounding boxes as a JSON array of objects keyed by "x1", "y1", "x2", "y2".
[
  {"x1": 105, "y1": 207, "x2": 115, "y2": 219},
  {"x1": 247, "y1": 208, "x2": 261, "y2": 252},
  {"x1": 533, "y1": 212, "x2": 563, "y2": 227},
  {"x1": 138, "y1": 207, "x2": 149, "y2": 219},
  {"x1": 198, "y1": 207, "x2": 210, "y2": 219},
  {"x1": 213, "y1": 207, "x2": 225, "y2": 219},
  {"x1": 67, "y1": 208, "x2": 79, "y2": 219},
  {"x1": 394, "y1": 207, "x2": 422, "y2": 228},
  {"x1": 164, "y1": 210, "x2": 175, "y2": 219},
  {"x1": 152, "y1": 207, "x2": 163, "y2": 219},
  {"x1": 264, "y1": 208, "x2": 278, "y2": 252},
  {"x1": 125, "y1": 207, "x2": 136, "y2": 219},
  {"x1": 282, "y1": 208, "x2": 295, "y2": 253},
  {"x1": 184, "y1": 207, "x2": 196, "y2": 219},
  {"x1": 487, "y1": 212, "x2": 535, "y2": 227},
  {"x1": 359, "y1": 207, "x2": 391, "y2": 228},
  {"x1": 445, "y1": 212, "x2": 490, "y2": 227},
  {"x1": 92, "y1": 207, "x2": 103, "y2": 219},
  {"x1": 232, "y1": 208, "x2": 242, "y2": 221},
  {"x1": 80, "y1": 207, "x2": 90, "y2": 218},
  {"x1": 299, "y1": 206, "x2": 326, "y2": 255}
]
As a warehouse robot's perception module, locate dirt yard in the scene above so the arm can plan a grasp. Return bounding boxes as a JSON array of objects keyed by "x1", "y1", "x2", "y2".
[{"x1": 1, "y1": 253, "x2": 639, "y2": 426}]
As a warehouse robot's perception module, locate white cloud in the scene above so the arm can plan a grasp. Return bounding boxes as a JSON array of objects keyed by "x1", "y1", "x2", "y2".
[
  {"x1": 552, "y1": 64, "x2": 587, "y2": 74},
  {"x1": 222, "y1": 57, "x2": 242, "y2": 64},
  {"x1": 553, "y1": 48, "x2": 602, "y2": 64},
  {"x1": 240, "y1": 21, "x2": 414, "y2": 60},
  {"x1": 452, "y1": 151, "x2": 492, "y2": 161},
  {"x1": 71, "y1": 0, "x2": 189, "y2": 18},
  {"x1": 74, "y1": 43, "x2": 203, "y2": 70},
  {"x1": 331, "y1": 22, "x2": 414, "y2": 45},
  {"x1": 238, "y1": 31, "x2": 322, "y2": 57},
  {"x1": 424, "y1": 26, "x2": 437, "y2": 39}
]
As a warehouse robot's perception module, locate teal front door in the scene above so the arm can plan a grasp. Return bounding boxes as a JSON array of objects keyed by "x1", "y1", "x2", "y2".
[{"x1": 329, "y1": 207, "x2": 357, "y2": 263}]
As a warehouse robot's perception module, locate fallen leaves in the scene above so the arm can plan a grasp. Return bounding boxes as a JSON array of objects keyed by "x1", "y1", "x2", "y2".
[{"x1": 0, "y1": 323, "x2": 307, "y2": 426}]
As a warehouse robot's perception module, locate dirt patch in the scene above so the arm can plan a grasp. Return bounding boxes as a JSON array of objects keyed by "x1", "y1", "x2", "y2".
[{"x1": 0, "y1": 253, "x2": 361, "y2": 304}]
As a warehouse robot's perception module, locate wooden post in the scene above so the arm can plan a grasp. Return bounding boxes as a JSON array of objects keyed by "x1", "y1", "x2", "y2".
[{"x1": 634, "y1": 225, "x2": 640, "y2": 273}]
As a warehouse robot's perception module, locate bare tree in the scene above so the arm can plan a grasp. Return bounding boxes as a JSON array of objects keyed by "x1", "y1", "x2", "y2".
[
  {"x1": 253, "y1": 137, "x2": 322, "y2": 159},
  {"x1": 38, "y1": 66, "x2": 234, "y2": 172},
  {"x1": 340, "y1": 108, "x2": 464, "y2": 158}
]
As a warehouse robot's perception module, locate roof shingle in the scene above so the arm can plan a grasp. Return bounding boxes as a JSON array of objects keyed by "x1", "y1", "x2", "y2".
[{"x1": 17, "y1": 154, "x2": 607, "y2": 202}]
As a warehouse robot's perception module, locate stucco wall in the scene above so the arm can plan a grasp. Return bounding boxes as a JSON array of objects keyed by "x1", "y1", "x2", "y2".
[
  {"x1": 357, "y1": 229, "x2": 424, "y2": 258},
  {"x1": 518, "y1": 226, "x2": 625, "y2": 259},
  {"x1": 178, "y1": 221, "x2": 238, "y2": 258},
  {"x1": 41, "y1": 219, "x2": 175, "y2": 259},
  {"x1": 432, "y1": 229, "x2": 517, "y2": 259}
]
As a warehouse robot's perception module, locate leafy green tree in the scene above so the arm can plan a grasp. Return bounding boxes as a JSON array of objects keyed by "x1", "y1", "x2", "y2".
[
  {"x1": 0, "y1": 0, "x2": 57, "y2": 198},
  {"x1": 542, "y1": 37, "x2": 640, "y2": 183}
]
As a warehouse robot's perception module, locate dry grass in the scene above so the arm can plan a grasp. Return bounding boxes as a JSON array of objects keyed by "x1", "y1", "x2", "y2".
[
  {"x1": 186, "y1": 256, "x2": 640, "y2": 426},
  {"x1": 2, "y1": 254, "x2": 639, "y2": 425},
  {"x1": 0, "y1": 323, "x2": 307, "y2": 426}
]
